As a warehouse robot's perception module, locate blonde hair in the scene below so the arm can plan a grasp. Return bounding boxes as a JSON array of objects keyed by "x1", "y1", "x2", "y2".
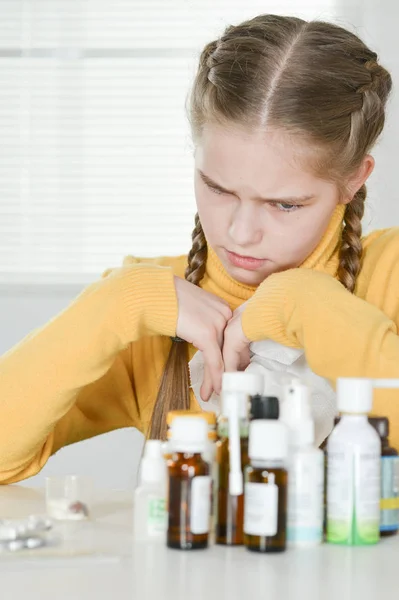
[{"x1": 149, "y1": 14, "x2": 392, "y2": 439}]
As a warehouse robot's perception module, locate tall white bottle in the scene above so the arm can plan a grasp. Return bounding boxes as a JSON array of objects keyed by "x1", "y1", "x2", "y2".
[
  {"x1": 133, "y1": 440, "x2": 167, "y2": 542},
  {"x1": 280, "y1": 381, "x2": 324, "y2": 546},
  {"x1": 326, "y1": 378, "x2": 381, "y2": 545}
]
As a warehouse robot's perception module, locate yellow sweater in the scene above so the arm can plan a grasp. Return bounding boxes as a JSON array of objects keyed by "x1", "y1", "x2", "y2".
[{"x1": 1, "y1": 205, "x2": 399, "y2": 483}]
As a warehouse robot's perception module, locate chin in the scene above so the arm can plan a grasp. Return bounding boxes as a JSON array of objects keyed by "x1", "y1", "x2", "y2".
[{"x1": 225, "y1": 264, "x2": 269, "y2": 286}]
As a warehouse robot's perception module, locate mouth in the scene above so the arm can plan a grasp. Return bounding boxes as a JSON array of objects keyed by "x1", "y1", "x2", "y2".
[{"x1": 225, "y1": 249, "x2": 267, "y2": 271}]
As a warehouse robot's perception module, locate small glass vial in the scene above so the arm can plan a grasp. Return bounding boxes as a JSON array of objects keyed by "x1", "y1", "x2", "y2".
[
  {"x1": 244, "y1": 419, "x2": 288, "y2": 553},
  {"x1": 133, "y1": 440, "x2": 167, "y2": 542},
  {"x1": 369, "y1": 416, "x2": 399, "y2": 537},
  {"x1": 167, "y1": 416, "x2": 211, "y2": 550}
]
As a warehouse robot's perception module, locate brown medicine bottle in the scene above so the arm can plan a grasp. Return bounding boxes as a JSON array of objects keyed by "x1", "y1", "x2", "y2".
[
  {"x1": 167, "y1": 415, "x2": 211, "y2": 550},
  {"x1": 244, "y1": 419, "x2": 288, "y2": 553}
]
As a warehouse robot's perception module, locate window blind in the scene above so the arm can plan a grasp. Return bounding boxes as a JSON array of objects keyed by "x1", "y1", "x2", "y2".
[{"x1": 0, "y1": 0, "x2": 343, "y2": 283}]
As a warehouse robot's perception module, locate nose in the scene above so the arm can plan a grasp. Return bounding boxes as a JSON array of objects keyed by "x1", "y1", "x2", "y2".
[{"x1": 228, "y1": 201, "x2": 263, "y2": 248}]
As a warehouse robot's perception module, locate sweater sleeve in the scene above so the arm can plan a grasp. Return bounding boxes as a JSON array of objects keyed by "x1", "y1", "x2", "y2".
[
  {"x1": 241, "y1": 268, "x2": 399, "y2": 381},
  {"x1": 0, "y1": 263, "x2": 178, "y2": 483}
]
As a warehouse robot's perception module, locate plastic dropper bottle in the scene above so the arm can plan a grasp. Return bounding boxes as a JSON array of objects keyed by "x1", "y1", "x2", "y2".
[
  {"x1": 244, "y1": 419, "x2": 288, "y2": 552},
  {"x1": 167, "y1": 416, "x2": 211, "y2": 550},
  {"x1": 280, "y1": 381, "x2": 324, "y2": 547},
  {"x1": 133, "y1": 440, "x2": 168, "y2": 542},
  {"x1": 215, "y1": 372, "x2": 264, "y2": 546}
]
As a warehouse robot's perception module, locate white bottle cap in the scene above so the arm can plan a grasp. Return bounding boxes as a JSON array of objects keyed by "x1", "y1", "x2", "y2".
[
  {"x1": 139, "y1": 440, "x2": 167, "y2": 484},
  {"x1": 249, "y1": 420, "x2": 288, "y2": 461},
  {"x1": 337, "y1": 378, "x2": 374, "y2": 414},
  {"x1": 222, "y1": 372, "x2": 264, "y2": 396},
  {"x1": 280, "y1": 381, "x2": 315, "y2": 447},
  {"x1": 169, "y1": 415, "x2": 208, "y2": 453}
]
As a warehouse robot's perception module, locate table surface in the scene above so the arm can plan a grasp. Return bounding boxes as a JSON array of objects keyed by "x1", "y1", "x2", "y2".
[{"x1": 0, "y1": 484, "x2": 397, "y2": 600}]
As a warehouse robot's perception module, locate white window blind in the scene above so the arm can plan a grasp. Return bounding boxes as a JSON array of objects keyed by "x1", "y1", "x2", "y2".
[{"x1": 0, "y1": 0, "x2": 343, "y2": 284}]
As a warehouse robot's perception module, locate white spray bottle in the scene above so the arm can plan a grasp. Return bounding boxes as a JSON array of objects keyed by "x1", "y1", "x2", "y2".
[
  {"x1": 327, "y1": 378, "x2": 399, "y2": 545},
  {"x1": 280, "y1": 380, "x2": 324, "y2": 546},
  {"x1": 133, "y1": 440, "x2": 167, "y2": 542}
]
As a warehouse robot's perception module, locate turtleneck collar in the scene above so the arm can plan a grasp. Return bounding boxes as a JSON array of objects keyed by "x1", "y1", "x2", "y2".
[{"x1": 202, "y1": 204, "x2": 345, "y2": 308}]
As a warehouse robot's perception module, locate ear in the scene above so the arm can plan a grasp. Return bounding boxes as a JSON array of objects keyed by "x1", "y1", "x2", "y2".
[{"x1": 341, "y1": 155, "x2": 375, "y2": 205}]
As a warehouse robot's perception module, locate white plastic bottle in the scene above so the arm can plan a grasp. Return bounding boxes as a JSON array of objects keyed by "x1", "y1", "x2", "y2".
[
  {"x1": 133, "y1": 440, "x2": 167, "y2": 542},
  {"x1": 327, "y1": 377, "x2": 381, "y2": 545},
  {"x1": 281, "y1": 381, "x2": 324, "y2": 546}
]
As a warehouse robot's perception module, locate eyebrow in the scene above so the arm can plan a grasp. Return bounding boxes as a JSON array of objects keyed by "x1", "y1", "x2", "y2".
[{"x1": 198, "y1": 170, "x2": 314, "y2": 204}]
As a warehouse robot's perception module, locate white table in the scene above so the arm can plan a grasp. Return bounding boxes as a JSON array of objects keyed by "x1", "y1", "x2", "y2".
[{"x1": 0, "y1": 484, "x2": 397, "y2": 600}]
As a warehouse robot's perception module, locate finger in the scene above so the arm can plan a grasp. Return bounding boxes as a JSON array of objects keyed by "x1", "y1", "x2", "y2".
[
  {"x1": 200, "y1": 362, "x2": 213, "y2": 402},
  {"x1": 223, "y1": 343, "x2": 242, "y2": 373},
  {"x1": 202, "y1": 343, "x2": 224, "y2": 396}
]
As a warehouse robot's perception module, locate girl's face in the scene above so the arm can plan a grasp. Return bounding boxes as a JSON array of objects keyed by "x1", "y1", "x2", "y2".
[{"x1": 194, "y1": 124, "x2": 351, "y2": 286}]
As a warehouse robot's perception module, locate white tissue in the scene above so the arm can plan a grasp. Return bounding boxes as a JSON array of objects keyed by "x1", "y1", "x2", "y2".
[{"x1": 188, "y1": 339, "x2": 336, "y2": 446}]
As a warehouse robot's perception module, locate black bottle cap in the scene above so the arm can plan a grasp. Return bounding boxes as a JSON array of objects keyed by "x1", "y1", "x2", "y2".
[
  {"x1": 250, "y1": 395, "x2": 279, "y2": 420},
  {"x1": 368, "y1": 416, "x2": 389, "y2": 439}
]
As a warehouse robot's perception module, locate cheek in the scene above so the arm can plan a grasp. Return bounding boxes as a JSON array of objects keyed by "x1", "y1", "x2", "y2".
[{"x1": 195, "y1": 187, "x2": 230, "y2": 243}]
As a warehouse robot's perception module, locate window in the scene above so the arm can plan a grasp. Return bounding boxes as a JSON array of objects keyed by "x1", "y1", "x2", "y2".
[{"x1": 0, "y1": 0, "x2": 343, "y2": 283}]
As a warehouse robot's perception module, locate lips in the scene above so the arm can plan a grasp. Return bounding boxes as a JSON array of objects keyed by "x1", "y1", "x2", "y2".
[{"x1": 225, "y1": 249, "x2": 266, "y2": 271}]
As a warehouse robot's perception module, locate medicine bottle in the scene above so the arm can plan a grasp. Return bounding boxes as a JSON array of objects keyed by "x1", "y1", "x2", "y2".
[{"x1": 167, "y1": 415, "x2": 211, "y2": 550}]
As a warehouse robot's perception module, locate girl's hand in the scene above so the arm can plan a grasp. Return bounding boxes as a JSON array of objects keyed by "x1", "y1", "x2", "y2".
[
  {"x1": 222, "y1": 303, "x2": 251, "y2": 373},
  {"x1": 174, "y1": 276, "x2": 232, "y2": 401}
]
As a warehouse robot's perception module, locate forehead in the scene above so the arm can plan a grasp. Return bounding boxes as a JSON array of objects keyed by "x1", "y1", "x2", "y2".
[{"x1": 195, "y1": 123, "x2": 323, "y2": 193}]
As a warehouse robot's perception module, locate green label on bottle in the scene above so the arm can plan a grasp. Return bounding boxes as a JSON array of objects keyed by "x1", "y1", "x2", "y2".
[{"x1": 147, "y1": 498, "x2": 167, "y2": 535}]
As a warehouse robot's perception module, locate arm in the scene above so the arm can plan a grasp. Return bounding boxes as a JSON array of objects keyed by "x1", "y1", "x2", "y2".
[
  {"x1": 0, "y1": 263, "x2": 177, "y2": 483},
  {"x1": 241, "y1": 268, "x2": 399, "y2": 380}
]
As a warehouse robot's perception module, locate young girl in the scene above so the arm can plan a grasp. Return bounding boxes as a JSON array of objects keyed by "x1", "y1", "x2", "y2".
[{"x1": 1, "y1": 14, "x2": 398, "y2": 484}]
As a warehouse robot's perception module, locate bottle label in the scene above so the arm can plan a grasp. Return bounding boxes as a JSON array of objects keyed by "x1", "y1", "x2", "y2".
[
  {"x1": 190, "y1": 476, "x2": 211, "y2": 534},
  {"x1": 147, "y1": 496, "x2": 167, "y2": 536},
  {"x1": 327, "y1": 445, "x2": 380, "y2": 545},
  {"x1": 287, "y1": 452, "x2": 324, "y2": 544},
  {"x1": 244, "y1": 480, "x2": 278, "y2": 536},
  {"x1": 380, "y1": 456, "x2": 399, "y2": 532}
]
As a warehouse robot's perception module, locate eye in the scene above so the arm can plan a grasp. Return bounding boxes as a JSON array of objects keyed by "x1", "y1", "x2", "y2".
[
  {"x1": 205, "y1": 181, "x2": 224, "y2": 195},
  {"x1": 273, "y1": 202, "x2": 302, "y2": 212}
]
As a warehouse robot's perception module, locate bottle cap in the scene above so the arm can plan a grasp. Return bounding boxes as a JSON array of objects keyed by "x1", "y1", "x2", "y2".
[
  {"x1": 169, "y1": 415, "x2": 208, "y2": 453},
  {"x1": 139, "y1": 440, "x2": 167, "y2": 484},
  {"x1": 222, "y1": 372, "x2": 264, "y2": 396},
  {"x1": 250, "y1": 395, "x2": 279, "y2": 420},
  {"x1": 249, "y1": 420, "x2": 288, "y2": 461},
  {"x1": 166, "y1": 410, "x2": 216, "y2": 427},
  {"x1": 368, "y1": 416, "x2": 389, "y2": 439},
  {"x1": 337, "y1": 378, "x2": 374, "y2": 413}
]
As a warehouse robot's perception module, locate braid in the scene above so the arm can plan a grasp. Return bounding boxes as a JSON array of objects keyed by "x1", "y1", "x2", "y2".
[
  {"x1": 148, "y1": 215, "x2": 207, "y2": 440},
  {"x1": 185, "y1": 213, "x2": 208, "y2": 284},
  {"x1": 337, "y1": 185, "x2": 366, "y2": 293}
]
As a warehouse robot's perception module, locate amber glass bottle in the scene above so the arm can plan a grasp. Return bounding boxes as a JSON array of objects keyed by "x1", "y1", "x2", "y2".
[
  {"x1": 244, "y1": 419, "x2": 288, "y2": 553},
  {"x1": 167, "y1": 416, "x2": 211, "y2": 550}
]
